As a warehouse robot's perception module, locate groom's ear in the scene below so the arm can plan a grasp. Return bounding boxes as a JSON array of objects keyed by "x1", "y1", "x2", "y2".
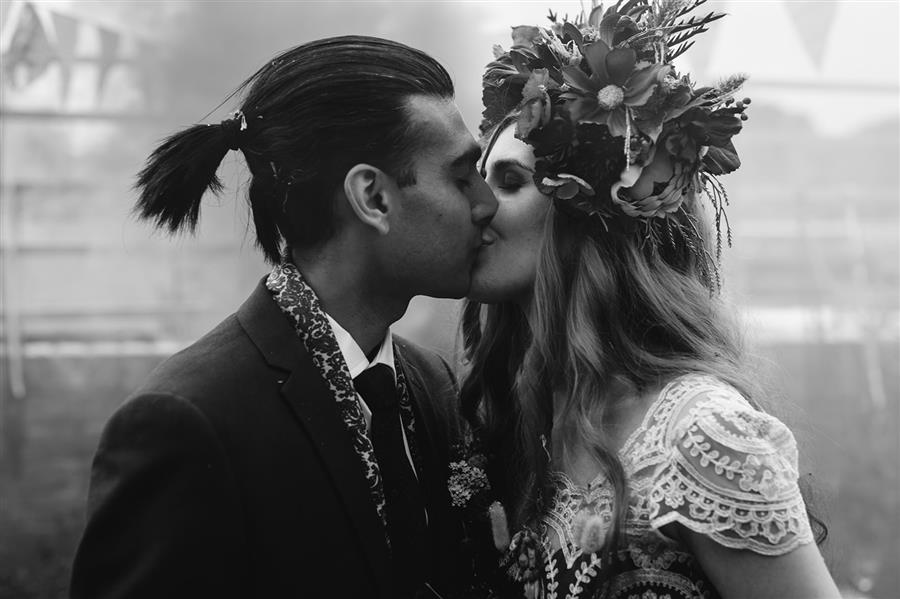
[{"x1": 343, "y1": 164, "x2": 397, "y2": 235}]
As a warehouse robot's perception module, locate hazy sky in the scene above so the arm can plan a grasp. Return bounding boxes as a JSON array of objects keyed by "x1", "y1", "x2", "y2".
[{"x1": 4, "y1": 0, "x2": 898, "y2": 137}]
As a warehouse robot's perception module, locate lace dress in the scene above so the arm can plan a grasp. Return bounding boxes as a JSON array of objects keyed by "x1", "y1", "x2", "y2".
[{"x1": 521, "y1": 374, "x2": 814, "y2": 599}]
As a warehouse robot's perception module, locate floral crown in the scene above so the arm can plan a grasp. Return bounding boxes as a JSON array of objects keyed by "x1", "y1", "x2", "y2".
[{"x1": 481, "y1": 0, "x2": 750, "y2": 283}]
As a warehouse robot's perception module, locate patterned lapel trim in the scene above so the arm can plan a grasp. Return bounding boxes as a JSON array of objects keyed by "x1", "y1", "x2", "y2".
[
  {"x1": 394, "y1": 361, "x2": 424, "y2": 479},
  {"x1": 266, "y1": 260, "x2": 426, "y2": 549},
  {"x1": 266, "y1": 260, "x2": 389, "y2": 538}
]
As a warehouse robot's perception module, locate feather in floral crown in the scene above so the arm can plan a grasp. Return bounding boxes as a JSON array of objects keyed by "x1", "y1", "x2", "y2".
[{"x1": 481, "y1": 0, "x2": 750, "y2": 285}]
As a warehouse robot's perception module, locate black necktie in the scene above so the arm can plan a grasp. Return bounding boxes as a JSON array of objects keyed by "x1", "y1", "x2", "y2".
[{"x1": 353, "y1": 364, "x2": 428, "y2": 593}]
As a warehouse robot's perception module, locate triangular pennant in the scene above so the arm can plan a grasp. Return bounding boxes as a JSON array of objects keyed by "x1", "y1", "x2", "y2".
[
  {"x1": 50, "y1": 10, "x2": 79, "y2": 103},
  {"x1": 784, "y1": 0, "x2": 838, "y2": 70},
  {"x1": 1, "y1": 1, "x2": 57, "y2": 87},
  {"x1": 95, "y1": 25, "x2": 120, "y2": 99},
  {"x1": 0, "y1": 0, "x2": 25, "y2": 54},
  {"x1": 0, "y1": 1, "x2": 14, "y2": 35}
]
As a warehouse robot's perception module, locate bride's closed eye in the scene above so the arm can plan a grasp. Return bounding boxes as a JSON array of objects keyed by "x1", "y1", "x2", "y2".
[
  {"x1": 487, "y1": 159, "x2": 535, "y2": 193},
  {"x1": 496, "y1": 170, "x2": 528, "y2": 192}
]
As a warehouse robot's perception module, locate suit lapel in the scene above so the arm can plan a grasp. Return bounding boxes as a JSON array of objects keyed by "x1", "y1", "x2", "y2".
[
  {"x1": 394, "y1": 345, "x2": 459, "y2": 587},
  {"x1": 279, "y1": 360, "x2": 392, "y2": 590},
  {"x1": 394, "y1": 345, "x2": 444, "y2": 503},
  {"x1": 237, "y1": 280, "x2": 391, "y2": 595}
]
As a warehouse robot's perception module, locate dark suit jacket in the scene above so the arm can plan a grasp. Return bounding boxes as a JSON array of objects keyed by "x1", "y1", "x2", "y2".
[{"x1": 70, "y1": 280, "x2": 465, "y2": 599}]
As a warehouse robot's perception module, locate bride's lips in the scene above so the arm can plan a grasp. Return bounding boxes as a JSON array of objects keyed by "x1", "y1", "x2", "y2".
[{"x1": 480, "y1": 229, "x2": 498, "y2": 246}]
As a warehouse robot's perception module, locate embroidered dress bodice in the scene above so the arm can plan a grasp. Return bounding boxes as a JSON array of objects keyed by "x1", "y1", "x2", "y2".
[{"x1": 531, "y1": 374, "x2": 814, "y2": 599}]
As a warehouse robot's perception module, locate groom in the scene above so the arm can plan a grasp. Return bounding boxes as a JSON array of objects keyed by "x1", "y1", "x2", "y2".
[{"x1": 70, "y1": 37, "x2": 497, "y2": 599}]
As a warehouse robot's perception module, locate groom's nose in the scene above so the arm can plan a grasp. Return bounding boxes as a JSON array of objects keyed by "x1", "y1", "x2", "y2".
[{"x1": 470, "y1": 173, "x2": 498, "y2": 227}]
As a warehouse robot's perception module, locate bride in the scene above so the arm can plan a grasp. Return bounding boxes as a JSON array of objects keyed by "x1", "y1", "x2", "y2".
[{"x1": 460, "y1": 2, "x2": 841, "y2": 598}]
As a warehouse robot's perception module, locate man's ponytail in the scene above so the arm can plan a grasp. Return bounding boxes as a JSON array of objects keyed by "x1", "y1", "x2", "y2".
[
  {"x1": 134, "y1": 119, "x2": 238, "y2": 234},
  {"x1": 132, "y1": 36, "x2": 455, "y2": 262}
]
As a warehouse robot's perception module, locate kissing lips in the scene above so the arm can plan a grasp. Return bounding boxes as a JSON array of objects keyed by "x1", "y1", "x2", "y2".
[{"x1": 473, "y1": 230, "x2": 497, "y2": 266}]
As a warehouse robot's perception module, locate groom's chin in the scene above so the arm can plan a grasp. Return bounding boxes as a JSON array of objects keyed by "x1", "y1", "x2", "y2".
[
  {"x1": 417, "y1": 273, "x2": 471, "y2": 301},
  {"x1": 466, "y1": 265, "x2": 500, "y2": 302},
  {"x1": 466, "y1": 270, "x2": 530, "y2": 304}
]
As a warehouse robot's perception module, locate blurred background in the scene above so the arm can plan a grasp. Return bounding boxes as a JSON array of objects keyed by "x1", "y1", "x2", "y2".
[{"x1": 0, "y1": 0, "x2": 897, "y2": 597}]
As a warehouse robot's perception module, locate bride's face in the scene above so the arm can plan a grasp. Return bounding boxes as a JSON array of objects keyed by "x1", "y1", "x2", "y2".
[{"x1": 468, "y1": 125, "x2": 551, "y2": 304}]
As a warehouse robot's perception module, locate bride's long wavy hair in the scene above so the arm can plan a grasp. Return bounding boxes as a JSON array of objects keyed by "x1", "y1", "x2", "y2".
[{"x1": 460, "y1": 118, "x2": 825, "y2": 562}]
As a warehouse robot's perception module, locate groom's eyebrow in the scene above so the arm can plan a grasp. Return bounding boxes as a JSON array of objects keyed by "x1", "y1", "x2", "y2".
[{"x1": 449, "y1": 145, "x2": 483, "y2": 170}]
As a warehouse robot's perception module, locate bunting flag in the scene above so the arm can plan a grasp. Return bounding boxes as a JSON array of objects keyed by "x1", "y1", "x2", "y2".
[
  {"x1": 784, "y1": 0, "x2": 838, "y2": 71},
  {"x1": 0, "y1": 1, "x2": 13, "y2": 31},
  {"x1": 50, "y1": 10, "x2": 79, "y2": 103},
  {"x1": 95, "y1": 25, "x2": 121, "y2": 99},
  {"x1": 1, "y1": 1, "x2": 56, "y2": 88},
  {"x1": 1, "y1": 1, "x2": 133, "y2": 105}
]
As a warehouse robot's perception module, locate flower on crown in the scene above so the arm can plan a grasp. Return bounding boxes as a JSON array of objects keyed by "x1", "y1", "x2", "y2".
[{"x1": 482, "y1": 0, "x2": 751, "y2": 285}]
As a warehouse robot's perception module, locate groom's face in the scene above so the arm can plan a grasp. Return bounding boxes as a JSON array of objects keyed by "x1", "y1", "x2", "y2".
[{"x1": 380, "y1": 96, "x2": 498, "y2": 299}]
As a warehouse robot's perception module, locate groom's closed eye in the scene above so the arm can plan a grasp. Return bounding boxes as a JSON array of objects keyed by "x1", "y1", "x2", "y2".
[
  {"x1": 449, "y1": 146, "x2": 484, "y2": 190},
  {"x1": 449, "y1": 145, "x2": 483, "y2": 173}
]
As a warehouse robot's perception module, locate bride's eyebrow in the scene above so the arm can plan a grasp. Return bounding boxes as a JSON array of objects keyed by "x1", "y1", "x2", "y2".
[{"x1": 488, "y1": 159, "x2": 534, "y2": 175}]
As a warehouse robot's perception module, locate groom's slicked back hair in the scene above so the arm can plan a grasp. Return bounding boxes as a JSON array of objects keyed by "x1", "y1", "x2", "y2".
[{"x1": 135, "y1": 36, "x2": 455, "y2": 263}]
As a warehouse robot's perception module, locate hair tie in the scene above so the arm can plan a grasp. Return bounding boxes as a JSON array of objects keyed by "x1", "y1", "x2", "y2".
[{"x1": 220, "y1": 110, "x2": 248, "y2": 151}]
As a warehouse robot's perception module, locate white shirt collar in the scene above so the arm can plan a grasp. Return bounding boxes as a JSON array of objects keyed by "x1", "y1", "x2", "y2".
[
  {"x1": 325, "y1": 313, "x2": 395, "y2": 381},
  {"x1": 325, "y1": 313, "x2": 421, "y2": 491}
]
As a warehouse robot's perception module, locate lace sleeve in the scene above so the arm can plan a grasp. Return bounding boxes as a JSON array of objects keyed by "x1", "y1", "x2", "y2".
[{"x1": 646, "y1": 386, "x2": 815, "y2": 556}]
